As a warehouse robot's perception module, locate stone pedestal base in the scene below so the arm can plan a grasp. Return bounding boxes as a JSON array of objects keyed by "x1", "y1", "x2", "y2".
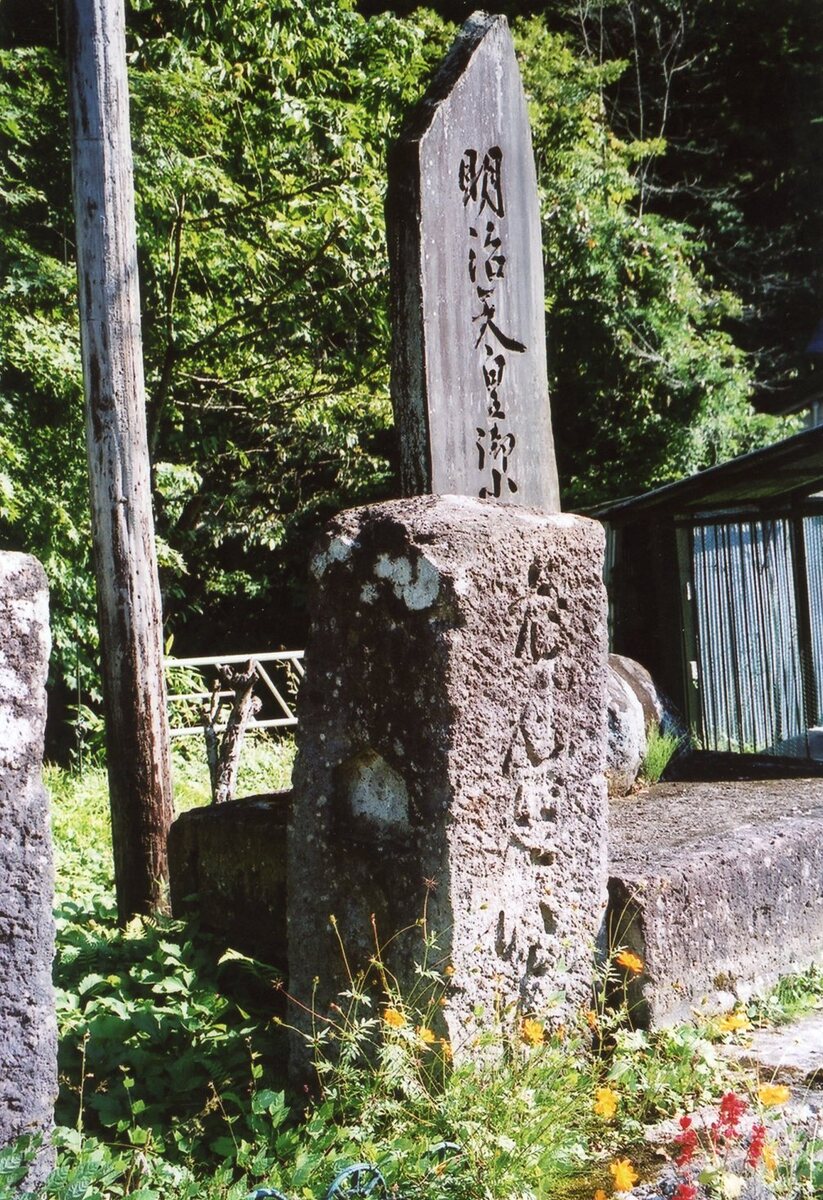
[
  {"x1": 609, "y1": 778, "x2": 823, "y2": 1026},
  {"x1": 169, "y1": 793, "x2": 289, "y2": 966},
  {"x1": 287, "y1": 496, "x2": 607, "y2": 1063}
]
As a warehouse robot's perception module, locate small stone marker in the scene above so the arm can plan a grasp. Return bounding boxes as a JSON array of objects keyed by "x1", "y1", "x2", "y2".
[
  {"x1": 387, "y1": 12, "x2": 560, "y2": 510},
  {"x1": 0, "y1": 553, "x2": 55, "y2": 1183}
]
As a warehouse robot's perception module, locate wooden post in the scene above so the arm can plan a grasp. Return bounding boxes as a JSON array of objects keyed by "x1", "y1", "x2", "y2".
[{"x1": 66, "y1": 0, "x2": 174, "y2": 919}]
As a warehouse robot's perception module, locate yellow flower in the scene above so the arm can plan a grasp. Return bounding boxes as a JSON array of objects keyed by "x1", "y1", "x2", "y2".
[
  {"x1": 383, "y1": 1007, "x2": 406, "y2": 1029},
  {"x1": 757, "y1": 1083, "x2": 791, "y2": 1107},
  {"x1": 585, "y1": 1009, "x2": 598, "y2": 1030},
  {"x1": 417, "y1": 1025, "x2": 436, "y2": 1044},
  {"x1": 609, "y1": 1157, "x2": 639, "y2": 1192},
  {"x1": 521, "y1": 1017, "x2": 544, "y2": 1046},
  {"x1": 444, "y1": 965, "x2": 455, "y2": 977},
  {"x1": 594, "y1": 1191, "x2": 607, "y2": 1200},
  {"x1": 440, "y1": 1037, "x2": 453, "y2": 1060},
  {"x1": 716, "y1": 1011, "x2": 750, "y2": 1032},
  {"x1": 614, "y1": 949, "x2": 644, "y2": 974},
  {"x1": 594, "y1": 1086, "x2": 618, "y2": 1120},
  {"x1": 762, "y1": 1141, "x2": 778, "y2": 1175}
]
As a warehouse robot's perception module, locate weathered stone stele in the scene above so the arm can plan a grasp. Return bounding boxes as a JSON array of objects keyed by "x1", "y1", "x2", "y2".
[
  {"x1": 387, "y1": 12, "x2": 560, "y2": 510},
  {"x1": 0, "y1": 553, "x2": 55, "y2": 1183},
  {"x1": 287, "y1": 497, "x2": 607, "y2": 1067}
]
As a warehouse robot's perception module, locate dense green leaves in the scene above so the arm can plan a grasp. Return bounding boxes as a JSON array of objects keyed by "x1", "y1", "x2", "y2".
[
  {"x1": 551, "y1": 0, "x2": 823, "y2": 407},
  {"x1": 0, "y1": 0, "x2": 806, "y2": 718},
  {"x1": 0, "y1": 2, "x2": 448, "y2": 706},
  {"x1": 0, "y1": 48, "x2": 95, "y2": 695},
  {"x1": 124, "y1": 0, "x2": 449, "y2": 649},
  {"x1": 519, "y1": 17, "x2": 790, "y2": 506}
]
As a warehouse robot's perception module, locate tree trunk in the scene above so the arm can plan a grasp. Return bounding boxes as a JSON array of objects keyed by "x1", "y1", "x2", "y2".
[
  {"x1": 212, "y1": 662, "x2": 260, "y2": 804},
  {"x1": 66, "y1": 0, "x2": 174, "y2": 920},
  {"x1": 201, "y1": 663, "x2": 260, "y2": 805}
]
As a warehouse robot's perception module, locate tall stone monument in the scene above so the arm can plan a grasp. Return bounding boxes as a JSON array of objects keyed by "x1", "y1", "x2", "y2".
[
  {"x1": 387, "y1": 12, "x2": 560, "y2": 510},
  {"x1": 0, "y1": 553, "x2": 55, "y2": 1183},
  {"x1": 287, "y1": 14, "x2": 607, "y2": 1070}
]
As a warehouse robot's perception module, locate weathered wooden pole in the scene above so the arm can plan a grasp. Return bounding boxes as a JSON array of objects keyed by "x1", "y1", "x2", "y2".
[{"x1": 66, "y1": 0, "x2": 174, "y2": 919}]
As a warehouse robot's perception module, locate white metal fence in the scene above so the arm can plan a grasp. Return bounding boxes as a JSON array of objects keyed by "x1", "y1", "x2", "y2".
[{"x1": 164, "y1": 651, "x2": 304, "y2": 738}]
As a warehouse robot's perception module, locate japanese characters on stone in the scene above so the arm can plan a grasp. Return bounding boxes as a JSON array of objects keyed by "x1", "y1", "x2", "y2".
[{"x1": 459, "y1": 144, "x2": 525, "y2": 500}]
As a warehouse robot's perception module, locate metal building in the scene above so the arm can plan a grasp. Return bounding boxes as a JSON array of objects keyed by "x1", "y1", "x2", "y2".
[{"x1": 593, "y1": 425, "x2": 823, "y2": 758}]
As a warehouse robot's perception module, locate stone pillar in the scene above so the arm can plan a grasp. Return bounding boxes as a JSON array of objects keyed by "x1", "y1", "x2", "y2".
[
  {"x1": 0, "y1": 553, "x2": 55, "y2": 1183},
  {"x1": 287, "y1": 496, "x2": 607, "y2": 1063}
]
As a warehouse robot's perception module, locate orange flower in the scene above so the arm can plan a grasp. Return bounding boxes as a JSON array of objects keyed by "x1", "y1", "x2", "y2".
[
  {"x1": 417, "y1": 1025, "x2": 436, "y2": 1044},
  {"x1": 585, "y1": 1009, "x2": 598, "y2": 1030},
  {"x1": 757, "y1": 1083, "x2": 790, "y2": 1107},
  {"x1": 609, "y1": 1158, "x2": 639, "y2": 1191},
  {"x1": 521, "y1": 1017, "x2": 545, "y2": 1046},
  {"x1": 383, "y1": 1007, "x2": 406, "y2": 1029},
  {"x1": 594, "y1": 1086, "x2": 618, "y2": 1120},
  {"x1": 444, "y1": 965, "x2": 455, "y2": 977},
  {"x1": 614, "y1": 949, "x2": 644, "y2": 974},
  {"x1": 716, "y1": 1011, "x2": 750, "y2": 1032},
  {"x1": 594, "y1": 1191, "x2": 608, "y2": 1200},
  {"x1": 440, "y1": 1037, "x2": 453, "y2": 1060}
]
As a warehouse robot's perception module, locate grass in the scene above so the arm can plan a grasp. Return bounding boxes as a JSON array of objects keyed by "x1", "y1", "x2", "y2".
[
  {"x1": 168, "y1": 730, "x2": 296, "y2": 810},
  {"x1": 6, "y1": 741, "x2": 822, "y2": 1199},
  {"x1": 745, "y1": 964, "x2": 823, "y2": 1026},
  {"x1": 639, "y1": 724, "x2": 682, "y2": 785}
]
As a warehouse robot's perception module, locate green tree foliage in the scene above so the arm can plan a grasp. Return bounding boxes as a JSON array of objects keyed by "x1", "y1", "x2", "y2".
[
  {"x1": 127, "y1": 0, "x2": 449, "y2": 640},
  {"x1": 0, "y1": 0, "x2": 798, "y2": 717},
  {"x1": 553, "y1": 0, "x2": 823, "y2": 407},
  {"x1": 519, "y1": 16, "x2": 789, "y2": 506},
  {"x1": 0, "y1": 1, "x2": 448, "y2": 706},
  {"x1": 0, "y1": 46, "x2": 95, "y2": 695}
]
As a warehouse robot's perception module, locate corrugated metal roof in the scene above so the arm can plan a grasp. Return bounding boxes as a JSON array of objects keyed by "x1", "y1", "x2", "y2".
[{"x1": 590, "y1": 424, "x2": 823, "y2": 523}]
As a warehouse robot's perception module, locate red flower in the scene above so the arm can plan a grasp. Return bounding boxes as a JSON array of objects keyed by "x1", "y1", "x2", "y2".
[
  {"x1": 711, "y1": 1091, "x2": 748, "y2": 1142},
  {"x1": 747, "y1": 1121, "x2": 767, "y2": 1168},
  {"x1": 673, "y1": 1115, "x2": 698, "y2": 1167},
  {"x1": 673, "y1": 1185, "x2": 697, "y2": 1200}
]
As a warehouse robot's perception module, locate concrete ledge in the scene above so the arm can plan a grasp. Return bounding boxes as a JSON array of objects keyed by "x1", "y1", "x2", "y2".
[
  {"x1": 609, "y1": 779, "x2": 823, "y2": 1026},
  {"x1": 168, "y1": 792, "x2": 289, "y2": 967}
]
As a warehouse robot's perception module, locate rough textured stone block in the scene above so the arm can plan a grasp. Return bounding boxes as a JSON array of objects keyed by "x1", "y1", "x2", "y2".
[
  {"x1": 288, "y1": 496, "x2": 607, "y2": 1061},
  {"x1": 609, "y1": 779, "x2": 823, "y2": 1026},
  {"x1": 168, "y1": 793, "x2": 289, "y2": 966},
  {"x1": 0, "y1": 552, "x2": 55, "y2": 1182}
]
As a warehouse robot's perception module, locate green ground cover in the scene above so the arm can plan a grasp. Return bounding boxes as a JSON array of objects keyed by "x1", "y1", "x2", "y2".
[{"x1": 2, "y1": 742, "x2": 821, "y2": 1199}]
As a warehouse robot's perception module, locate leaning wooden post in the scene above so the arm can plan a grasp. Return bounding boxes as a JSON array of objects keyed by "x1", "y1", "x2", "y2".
[{"x1": 66, "y1": 0, "x2": 174, "y2": 919}]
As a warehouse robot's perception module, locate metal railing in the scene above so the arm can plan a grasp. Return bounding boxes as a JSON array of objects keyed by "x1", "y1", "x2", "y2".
[{"x1": 164, "y1": 651, "x2": 304, "y2": 738}]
